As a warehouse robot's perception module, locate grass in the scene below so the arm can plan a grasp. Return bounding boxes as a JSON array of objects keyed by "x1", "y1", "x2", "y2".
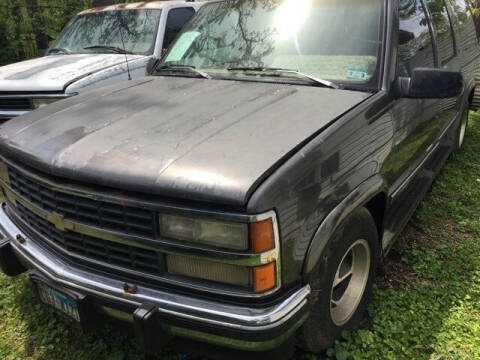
[{"x1": 1, "y1": 114, "x2": 480, "y2": 360}]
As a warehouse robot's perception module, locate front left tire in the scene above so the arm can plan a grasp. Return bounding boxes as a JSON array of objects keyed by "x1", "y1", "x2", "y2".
[{"x1": 299, "y1": 207, "x2": 379, "y2": 353}]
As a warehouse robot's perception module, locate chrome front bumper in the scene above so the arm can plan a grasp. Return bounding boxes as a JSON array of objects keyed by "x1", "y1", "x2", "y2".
[{"x1": 0, "y1": 204, "x2": 310, "y2": 351}]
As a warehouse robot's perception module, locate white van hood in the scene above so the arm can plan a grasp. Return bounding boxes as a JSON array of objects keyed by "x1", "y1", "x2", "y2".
[{"x1": 0, "y1": 54, "x2": 145, "y2": 93}]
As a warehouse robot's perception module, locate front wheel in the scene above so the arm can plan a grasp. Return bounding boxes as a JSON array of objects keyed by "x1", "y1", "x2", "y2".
[{"x1": 299, "y1": 208, "x2": 379, "y2": 353}]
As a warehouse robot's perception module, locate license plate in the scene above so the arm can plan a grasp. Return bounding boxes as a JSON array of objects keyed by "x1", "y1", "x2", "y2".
[{"x1": 37, "y1": 283, "x2": 81, "y2": 322}]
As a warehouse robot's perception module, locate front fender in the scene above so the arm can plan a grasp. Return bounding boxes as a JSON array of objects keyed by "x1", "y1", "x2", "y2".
[{"x1": 302, "y1": 174, "x2": 386, "y2": 277}]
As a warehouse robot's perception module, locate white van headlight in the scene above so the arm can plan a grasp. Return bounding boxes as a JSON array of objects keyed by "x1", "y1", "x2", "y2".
[{"x1": 32, "y1": 98, "x2": 62, "y2": 109}]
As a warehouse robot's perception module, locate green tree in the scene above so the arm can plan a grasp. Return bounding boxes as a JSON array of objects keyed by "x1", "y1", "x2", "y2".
[
  {"x1": 0, "y1": 0, "x2": 92, "y2": 65},
  {"x1": 469, "y1": 0, "x2": 480, "y2": 32}
]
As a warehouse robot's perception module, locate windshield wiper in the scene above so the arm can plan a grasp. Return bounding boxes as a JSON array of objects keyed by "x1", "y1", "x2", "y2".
[
  {"x1": 48, "y1": 48, "x2": 71, "y2": 55},
  {"x1": 227, "y1": 67, "x2": 339, "y2": 89},
  {"x1": 156, "y1": 65, "x2": 212, "y2": 80},
  {"x1": 84, "y1": 45, "x2": 134, "y2": 55}
]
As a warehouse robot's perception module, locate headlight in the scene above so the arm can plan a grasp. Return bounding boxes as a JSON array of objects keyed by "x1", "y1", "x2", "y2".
[
  {"x1": 159, "y1": 214, "x2": 249, "y2": 250},
  {"x1": 160, "y1": 212, "x2": 279, "y2": 293},
  {"x1": 32, "y1": 98, "x2": 62, "y2": 109}
]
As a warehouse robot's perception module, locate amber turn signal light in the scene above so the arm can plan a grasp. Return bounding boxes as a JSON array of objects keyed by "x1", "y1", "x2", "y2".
[
  {"x1": 251, "y1": 219, "x2": 275, "y2": 253},
  {"x1": 253, "y1": 262, "x2": 276, "y2": 293}
]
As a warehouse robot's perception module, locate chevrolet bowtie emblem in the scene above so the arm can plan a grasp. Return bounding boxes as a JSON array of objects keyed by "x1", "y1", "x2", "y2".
[{"x1": 47, "y1": 212, "x2": 72, "y2": 232}]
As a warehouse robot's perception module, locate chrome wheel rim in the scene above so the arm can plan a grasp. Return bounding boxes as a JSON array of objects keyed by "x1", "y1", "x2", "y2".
[
  {"x1": 330, "y1": 239, "x2": 371, "y2": 326},
  {"x1": 459, "y1": 110, "x2": 468, "y2": 148}
]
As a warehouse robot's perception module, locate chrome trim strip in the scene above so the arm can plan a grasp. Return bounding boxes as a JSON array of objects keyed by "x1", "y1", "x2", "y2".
[
  {"x1": 0, "y1": 110, "x2": 29, "y2": 118},
  {"x1": 0, "y1": 94, "x2": 75, "y2": 99},
  {"x1": 0, "y1": 205, "x2": 309, "y2": 330}
]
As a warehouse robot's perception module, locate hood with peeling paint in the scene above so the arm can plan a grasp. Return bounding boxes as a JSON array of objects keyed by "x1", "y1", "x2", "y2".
[
  {"x1": 0, "y1": 77, "x2": 370, "y2": 206},
  {"x1": 0, "y1": 54, "x2": 145, "y2": 93}
]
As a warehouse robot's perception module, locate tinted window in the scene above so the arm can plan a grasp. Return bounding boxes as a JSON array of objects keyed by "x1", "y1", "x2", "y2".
[
  {"x1": 163, "y1": 7, "x2": 195, "y2": 50},
  {"x1": 398, "y1": 0, "x2": 435, "y2": 76},
  {"x1": 424, "y1": 0, "x2": 456, "y2": 63}
]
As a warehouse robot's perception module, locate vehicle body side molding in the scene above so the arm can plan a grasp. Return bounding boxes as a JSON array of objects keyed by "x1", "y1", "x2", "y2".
[{"x1": 302, "y1": 174, "x2": 386, "y2": 277}]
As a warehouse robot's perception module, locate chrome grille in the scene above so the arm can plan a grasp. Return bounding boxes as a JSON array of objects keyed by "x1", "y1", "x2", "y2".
[
  {"x1": 0, "y1": 98, "x2": 32, "y2": 110},
  {"x1": 15, "y1": 202, "x2": 163, "y2": 275},
  {"x1": 7, "y1": 166, "x2": 155, "y2": 237}
]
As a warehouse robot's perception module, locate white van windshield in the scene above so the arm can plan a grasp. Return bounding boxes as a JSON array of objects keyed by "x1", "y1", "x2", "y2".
[{"x1": 52, "y1": 9, "x2": 161, "y2": 55}]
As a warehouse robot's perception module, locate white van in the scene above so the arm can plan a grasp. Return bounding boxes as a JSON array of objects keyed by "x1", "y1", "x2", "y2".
[{"x1": 0, "y1": 1, "x2": 204, "y2": 121}]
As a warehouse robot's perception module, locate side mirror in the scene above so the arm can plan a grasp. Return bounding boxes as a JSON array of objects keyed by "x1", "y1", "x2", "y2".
[{"x1": 396, "y1": 68, "x2": 463, "y2": 99}]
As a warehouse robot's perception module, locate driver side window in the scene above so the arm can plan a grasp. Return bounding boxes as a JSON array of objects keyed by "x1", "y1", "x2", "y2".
[{"x1": 398, "y1": 0, "x2": 435, "y2": 76}]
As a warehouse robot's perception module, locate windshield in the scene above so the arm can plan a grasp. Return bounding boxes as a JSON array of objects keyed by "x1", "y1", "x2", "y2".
[
  {"x1": 158, "y1": 0, "x2": 384, "y2": 88},
  {"x1": 52, "y1": 9, "x2": 162, "y2": 55}
]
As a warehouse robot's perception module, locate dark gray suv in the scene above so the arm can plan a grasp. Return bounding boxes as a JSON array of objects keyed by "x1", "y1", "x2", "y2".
[{"x1": 0, "y1": 0, "x2": 478, "y2": 357}]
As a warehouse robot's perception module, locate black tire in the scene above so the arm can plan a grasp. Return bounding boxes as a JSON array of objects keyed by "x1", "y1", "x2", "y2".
[
  {"x1": 299, "y1": 207, "x2": 379, "y2": 353},
  {"x1": 454, "y1": 106, "x2": 469, "y2": 152}
]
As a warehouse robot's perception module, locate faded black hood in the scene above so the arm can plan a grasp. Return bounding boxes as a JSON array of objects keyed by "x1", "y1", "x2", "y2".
[{"x1": 0, "y1": 76, "x2": 370, "y2": 206}]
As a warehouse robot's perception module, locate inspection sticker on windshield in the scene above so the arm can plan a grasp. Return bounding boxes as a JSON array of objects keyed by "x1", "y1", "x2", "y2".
[
  {"x1": 346, "y1": 68, "x2": 368, "y2": 81},
  {"x1": 165, "y1": 31, "x2": 201, "y2": 62}
]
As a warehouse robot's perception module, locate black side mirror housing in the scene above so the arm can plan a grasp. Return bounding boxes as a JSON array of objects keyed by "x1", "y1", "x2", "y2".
[{"x1": 396, "y1": 68, "x2": 463, "y2": 99}]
